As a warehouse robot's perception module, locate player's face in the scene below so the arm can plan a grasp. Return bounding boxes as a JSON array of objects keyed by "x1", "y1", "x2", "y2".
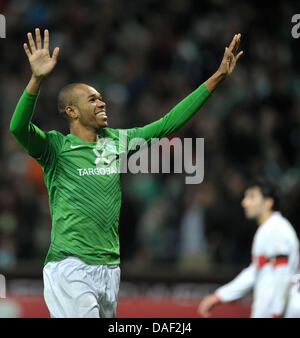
[
  {"x1": 241, "y1": 187, "x2": 268, "y2": 220},
  {"x1": 74, "y1": 84, "x2": 108, "y2": 129}
]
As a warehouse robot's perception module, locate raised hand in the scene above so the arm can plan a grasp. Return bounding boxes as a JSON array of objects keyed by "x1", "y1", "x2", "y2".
[
  {"x1": 204, "y1": 33, "x2": 243, "y2": 92},
  {"x1": 24, "y1": 28, "x2": 59, "y2": 78},
  {"x1": 218, "y1": 33, "x2": 243, "y2": 78}
]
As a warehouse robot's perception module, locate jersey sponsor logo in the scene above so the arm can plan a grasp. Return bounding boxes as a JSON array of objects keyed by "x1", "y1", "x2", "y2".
[
  {"x1": 77, "y1": 167, "x2": 119, "y2": 176},
  {"x1": 75, "y1": 146, "x2": 119, "y2": 177}
]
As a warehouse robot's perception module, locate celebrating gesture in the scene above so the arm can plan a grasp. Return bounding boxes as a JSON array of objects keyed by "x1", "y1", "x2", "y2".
[
  {"x1": 204, "y1": 33, "x2": 243, "y2": 92},
  {"x1": 24, "y1": 28, "x2": 59, "y2": 93},
  {"x1": 11, "y1": 28, "x2": 244, "y2": 318},
  {"x1": 218, "y1": 33, "x2": 243, "y2": 77},
  {"x1": 24, "y1": 28, "x2": 59, "y2": 78}
]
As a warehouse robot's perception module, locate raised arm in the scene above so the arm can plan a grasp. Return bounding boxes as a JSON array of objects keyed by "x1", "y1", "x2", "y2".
[
  {"x1": 128, "y1": 34, "x2": 243, "y2": 144},
  {"x1": 10, "y1": 28, "x2": 59, "y2": 157}
]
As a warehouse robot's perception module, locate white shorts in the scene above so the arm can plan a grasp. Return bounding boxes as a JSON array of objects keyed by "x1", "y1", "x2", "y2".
[{"x1": 43, "y1": 256, "x2": 121, "y2": 318}]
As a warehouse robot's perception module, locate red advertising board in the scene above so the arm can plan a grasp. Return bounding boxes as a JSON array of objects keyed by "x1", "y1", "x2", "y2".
[{"x1": 0, "y1": 294, "x2": 250, "y2": 318}]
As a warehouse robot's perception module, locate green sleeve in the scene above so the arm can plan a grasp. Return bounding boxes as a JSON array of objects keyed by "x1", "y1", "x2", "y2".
[
  {"x1": 10, "y1": 89, "x2": 47, "y2": 157},
  {"x1": 127, "y1": 83, "x2": 211, "y2": 145}
]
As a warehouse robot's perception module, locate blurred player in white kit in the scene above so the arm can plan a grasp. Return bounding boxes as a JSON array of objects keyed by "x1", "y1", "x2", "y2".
[{"x1": 198, "y1": 178, "x2": 300, "y2": 318}]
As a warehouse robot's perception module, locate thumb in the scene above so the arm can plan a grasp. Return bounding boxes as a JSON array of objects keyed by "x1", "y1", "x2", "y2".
[{"x1": 52, "y1": 47, "x2": 60, "y2": 61}]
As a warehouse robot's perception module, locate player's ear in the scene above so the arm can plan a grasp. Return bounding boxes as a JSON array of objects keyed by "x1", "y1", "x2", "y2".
[
  {"x1": 65, "y1": 106, "x2": 78, "y2": 119},
  {"x1": 265, "y1": 197, "x2": 274, "y2": 211}
]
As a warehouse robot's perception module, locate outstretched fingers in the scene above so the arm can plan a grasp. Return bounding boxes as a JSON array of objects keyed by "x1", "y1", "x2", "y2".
[
  {"x1": 23, "y1": 43, "x2": 31, "y2": 58},
  {"x1": 232, "y1": 33, "x2": 241, "y2": 56},
  {"x1": 35, "y1": 28, "x2": 42, "y2": 49},
  {"x1": 25, "y1": 29, "x2": 59, "y2": 59},
  {"x1": 43, "y1": 29, "x2": 49, "y2": 50},
  {"x1": 228, "y1": 34, "x2": 237, "y2": 53},
  {"x1": 51, "y1": 47, "x2": 60, "y2": 62},
  {"x1": 235, "y1": 50, "x2": 243, "y2": 62},
  {"x1": 228, "y1": 33, "x2": 242, "y2": 56},
  {"x1": 26, "y1": 28, "x2": 51, "y2": 53},
  {"x1": 232, "y1": 39, "x2": 239, "y2": 56},
  {"x1": 228, "y1": 34, "x2": 243, "y2": 68},
  {"x1": 27, "y1": 32, "x2": 36, "y2": 53}
]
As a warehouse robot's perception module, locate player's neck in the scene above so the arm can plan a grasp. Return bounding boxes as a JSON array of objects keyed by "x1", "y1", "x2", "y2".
[
  {"x1": 69, "y1": 125, "x2": 100, "y2": 143},
  {"x1": 257, "y1": 210, "x2": 274, "y2": 227}
]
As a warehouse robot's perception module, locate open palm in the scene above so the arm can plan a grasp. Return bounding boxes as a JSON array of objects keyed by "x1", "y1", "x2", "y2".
[
  {"x1": 24, "y1": 28, "x2": 59, "y2": 78},
  {"x1": 218, "y1": 33, "x2": 243, "y2": 77}
]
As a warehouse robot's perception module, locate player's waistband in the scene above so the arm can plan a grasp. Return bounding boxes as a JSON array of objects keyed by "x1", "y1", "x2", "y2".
[{"x1": 107, "y1": 264, "x2": 119, "y2": 269}]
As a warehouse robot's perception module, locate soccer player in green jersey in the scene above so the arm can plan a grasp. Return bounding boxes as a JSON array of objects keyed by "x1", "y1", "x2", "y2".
[{"x1": 10, "y1": 28, "x2": 243, "y2": 318}]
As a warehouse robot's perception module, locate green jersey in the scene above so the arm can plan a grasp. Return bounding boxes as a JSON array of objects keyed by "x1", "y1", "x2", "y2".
[{"x1": 10, "y1": 84, "x2": 211, "y2": 266}]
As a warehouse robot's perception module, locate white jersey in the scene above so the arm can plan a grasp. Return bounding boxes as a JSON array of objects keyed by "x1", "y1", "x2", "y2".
[
  {"x1": 216, "y1": 212, "x2": 299, "y2": 318},
  {"x1": 284, "y1": 272, "x2": 300, "y2": 318}
]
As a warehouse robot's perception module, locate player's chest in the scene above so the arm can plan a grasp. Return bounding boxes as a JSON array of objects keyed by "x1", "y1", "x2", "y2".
[
  {"x1": 58, "y1": 140, "x2": 121, "y2": 178},
  {"x1": 251, "y1": 230, "x2": 267, "y2": 255},
  {"x1": 251, "y1": 229, "x2": 271, "y2": 270}
]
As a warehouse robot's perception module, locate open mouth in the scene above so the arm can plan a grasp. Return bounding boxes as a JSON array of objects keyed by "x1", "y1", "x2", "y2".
[{"x1": 96, "y1": 111, "x2": 107, "y2": 119}]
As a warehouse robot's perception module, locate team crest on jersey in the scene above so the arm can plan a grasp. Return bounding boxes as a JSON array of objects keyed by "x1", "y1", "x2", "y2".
[
  {"x1": 95, "y1": 139, "x2": 117, "y2": 154},
  {"x1": 105, "y1": 143, "x2": 117, "y2": 153},
  {"x1": 95, "y1": 140, "x2": 105, "y2": 151}
]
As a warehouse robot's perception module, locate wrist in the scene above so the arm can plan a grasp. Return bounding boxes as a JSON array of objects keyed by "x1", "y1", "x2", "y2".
[
  {"x1": 27, "y1": 74, "x2": 44, "y2": 95},
  {"x1": 214, "y1": 69, "x2": 227, "y2": 82},
  {"x1": 204, "y1": 70, "x2": 226, "y2": 93},
  {"x1": 31, "y1": 74, "x2": 45, "y2": 83},
  {"x1": 213, "y1": 292, "x2": 222, "y2": 304}
]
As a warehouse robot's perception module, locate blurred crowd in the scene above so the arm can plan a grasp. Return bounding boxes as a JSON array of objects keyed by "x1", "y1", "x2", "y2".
[{"x1": 0, "y1": 0, "x2": 300, "y2": 277}]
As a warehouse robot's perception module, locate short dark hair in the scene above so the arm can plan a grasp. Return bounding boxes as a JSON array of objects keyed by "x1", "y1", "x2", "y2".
[
  {"x1": 245, "y1": 177, "x2": 280, "y2": 211},
  {"x1": 57, "y1": 83, "x2": 81, "y2": 120}
]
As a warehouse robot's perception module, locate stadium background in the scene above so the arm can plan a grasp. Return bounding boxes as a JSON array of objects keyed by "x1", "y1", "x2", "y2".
[{"x1": 0, "y1": 0, "x2": 299, "y2": 317}]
